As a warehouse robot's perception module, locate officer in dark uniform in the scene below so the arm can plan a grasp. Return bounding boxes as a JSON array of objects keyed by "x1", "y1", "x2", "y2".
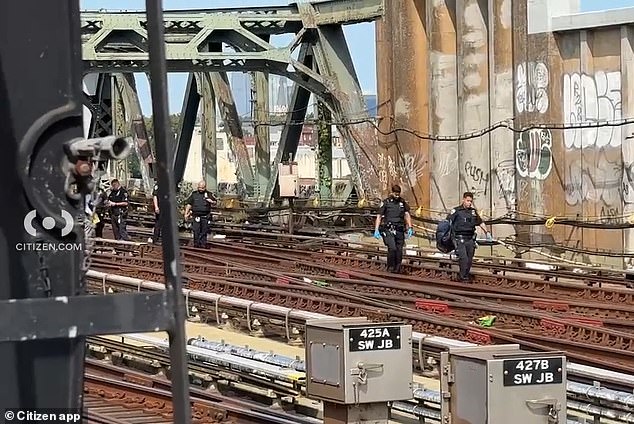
[
  {"x1": 107, "y1": 179, "x2": 129, "y2": 241},
  {"x1": 149, "y1": 179, "x2": 161, "y2": 244},
  {"x1": 373, "y1": 184, "x2": 414, "y2": 273},
  {"x1": 184, "y1": 180, "x2": 217, "y2": 248},
  {"x1": 92, "y1": 187, "x2": 108, "y2": 238},
  {"x1": 446, "y1": 191, "x2": 490, "y2": 282}
]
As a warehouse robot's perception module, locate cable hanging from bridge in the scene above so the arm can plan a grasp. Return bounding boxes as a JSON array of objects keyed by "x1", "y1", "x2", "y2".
[{"x1": 251, "y1": 115, "x2": 634, "y2": 141}]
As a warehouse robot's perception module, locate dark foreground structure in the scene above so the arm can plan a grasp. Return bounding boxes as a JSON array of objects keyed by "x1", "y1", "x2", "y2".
[{"x1": 0, "y1": 1, "x2": 190, "y2": 420}]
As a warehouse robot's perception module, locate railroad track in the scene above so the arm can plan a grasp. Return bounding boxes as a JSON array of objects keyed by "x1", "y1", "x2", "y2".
[
  {"x1": 86, "y1": 336, "x2": 304, "y2": 396},
  {"x1": 114, "y1": 224, "x2": 634, "y2": 288},
  {"x1": 84, "y1": 355, "x2": 316, "y2": 424},
  {"x1": 86, "y1": 244, "x2": 634, "y2": 376}
]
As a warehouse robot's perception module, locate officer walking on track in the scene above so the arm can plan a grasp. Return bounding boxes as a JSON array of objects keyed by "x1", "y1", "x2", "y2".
[
  {"x1": 107, "y1": 179, "x2": 129, "y2": 241},
  {"x1": 92, "y1": 186, "x2": 108, "y2": 238},
  {"x1": 149, "y1": 179, "x2": 161, "y2": 244},
  {"x1": 184, "y1": 180, "x2": 217, "y2": 248},
  {"x1": 447, "y1": 191, "x2": 490, "y2": 282},
  {"x1": 373, "y1": 184, "x2": 414, "y2": 273}
]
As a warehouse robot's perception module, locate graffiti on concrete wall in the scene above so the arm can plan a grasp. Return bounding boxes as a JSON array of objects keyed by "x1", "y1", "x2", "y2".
[
  {"x1": 515, "y1": 62, "x2": 549, "y2": 114},
  {"x1": 385, "y1": 152, "x2": 427, "y2": 189},
  {"x1": 464, "y1": 160, "x2": 490, "y2": 188},
  {"x1": 399, "y1": 152, "x2": 427, "y2": 187},
  {"x1": 493, "y1": 159, "x2": 516, "y2": 207},
  {"x1": 563, "y1": 71, "x2": 622, "y2": 149},
  {"x1": 515, "y1": 128, "x2": 553, "y2": 180},
  {"x1": 377, "y1": 152, "x2": 388, "y2": 190},
  {"x1": 563, "y1": 153, "x2": 624, "y2": 207},
  {"x1": 434, "y1": 146, "x2": 459, "y2": 178}
]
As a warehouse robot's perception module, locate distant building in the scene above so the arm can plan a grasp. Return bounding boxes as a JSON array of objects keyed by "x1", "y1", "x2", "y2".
[
  {"x1": 364, "y1": 94, "x2": 377, "y2": 117},
  {"x1": 230, "y1": 72, "x2": 251, "y2": 117},
  {"x1": 269, "y1": 75, "x2": 292, "y2": 115}
]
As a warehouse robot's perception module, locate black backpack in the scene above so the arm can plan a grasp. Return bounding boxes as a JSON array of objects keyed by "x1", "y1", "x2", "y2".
[{"x1": 436, "y1": 219, "x2": 455, "y2": 253}]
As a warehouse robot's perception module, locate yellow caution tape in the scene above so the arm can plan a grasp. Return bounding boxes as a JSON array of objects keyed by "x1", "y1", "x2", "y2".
[
  {"x1": 628, "y1": 214, "x2": 634, "y2": 225},
  {"x1": 545, "y1": 216, "x2": 556, "y2": 229},
  {"x1": 91, "y1": 213, "x2": 100, "y2": 225},
  {"x1": 357, "y1": 198, "x2": 366, "y2": 208},
  {"x1": 415, "y1": 206, "x2": 423, "y2": 217}
]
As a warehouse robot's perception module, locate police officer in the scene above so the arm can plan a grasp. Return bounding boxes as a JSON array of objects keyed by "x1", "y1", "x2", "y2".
[
  {"x1": 107, "y1": 179, "x2": 130, "y2": 241},
  {"x1": 184, "y1": 180, "x2": 217, "y2": 248},
  {"x1": 92, "y1": 186, "x2": 108, "y2": 238},
  {"x1": 149, "y1": 179, "x2": 161, "y2": 244},
  {"x1": 446, "y1": 191, "x2": 490, "y2": 282},
  {"x1": 373, "y1": 184, "x2": 414, "y2": 273}
]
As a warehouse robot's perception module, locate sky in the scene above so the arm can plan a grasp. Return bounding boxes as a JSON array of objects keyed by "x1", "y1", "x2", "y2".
[{"x1": 81, "y1": 0, "x2": 634, "y2": 115}]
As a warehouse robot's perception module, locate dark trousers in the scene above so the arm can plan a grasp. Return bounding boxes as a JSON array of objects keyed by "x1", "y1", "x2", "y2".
[
  {"x1": 152, "y1": 213, "x2": 161, "y2": 242},
  {"x1": 95, "y1": 215, "x2": 105, "y2": 238},
  {"x1": 111, "y1": 214, "x2": 129, "y2": 241},
  {"x1": 454, "y1": 236, "x2": 475, "y2": 280},
  {"x1": 382, "y1": 229, "x2": 405, "y2": 272},
  {"x1": 192, "y1": 215, "x2": 209, "y2": 248}
]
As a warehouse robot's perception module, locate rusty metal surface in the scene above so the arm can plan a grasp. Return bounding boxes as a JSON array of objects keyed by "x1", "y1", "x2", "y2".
[
  {"x1": 84, "y1": 358, "x2": 309, "y2": 424},
  {"x1": 87, "y1": 238, "x2": 634, "y2": 375},
  {"x1": 383, "y1": 0, "x2": 429, "y2": 205},
  {"x1": 379, "y1": 0, "x2": 634, "y2": 264}
]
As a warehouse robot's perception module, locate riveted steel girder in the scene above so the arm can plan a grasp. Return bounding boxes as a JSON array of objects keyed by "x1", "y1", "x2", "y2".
[
  {"x1": 311, "y1": 24, "x2": 380, "y2": 200},
  {"x1": 113, "y1": 73, "x2": 154, "y2": 195},
  {"x1": 80, "y1": 0, "x2": 383, "y2": 37},
  {"x1": 211, "y1": 72, "x2": 256, "y2": 197},
  {"x1": 81, "y1": 1, "x2": 384, "y2": 201}
]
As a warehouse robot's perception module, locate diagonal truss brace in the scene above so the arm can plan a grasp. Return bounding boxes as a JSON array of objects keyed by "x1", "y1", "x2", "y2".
[
  {"x1": 113, "y1": 73, "x2": 155, "y2": 195},
  {"x1": 81, "y1": 3, "x2": 384, "y2": 201}
]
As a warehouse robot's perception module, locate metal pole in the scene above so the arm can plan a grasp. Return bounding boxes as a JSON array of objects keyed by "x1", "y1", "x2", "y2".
[{"x1": 144, "y1": 1, "x2": 191, "y2": 423}]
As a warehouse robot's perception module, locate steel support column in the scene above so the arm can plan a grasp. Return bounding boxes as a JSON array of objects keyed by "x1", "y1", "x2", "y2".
[
  {"x1": 211, "y1": 72, "x2": 255, "y2": 197},
  {"x1": 312, "y1": 24, "x2": 381, "y2": 201},
  {"x1": 173, "y1": 73, "x2": 200, "y2": 185},
  {"x1": 317, "y1": 101, "x2": 333, "y2": 202},
  {"x1": 0, "y1": 0, "x2": 85, "y2": 409},
  {"x1": 252, "y1": 71, "x2": 270, "y2": 201},
  {"x1": 263, "y1": 42, "x2": 313, "y2": 203},
  {"x1": 197, "y1": 73, "x2": 218, "y2": 193},
  {"x1": 114, "y1": 73, "x2": 154, "y2": 195},
  {"x1": 83, "y1": 73, "x2": 113, "y2": 140},
  {"x1": 112, "y1": 79, "x2": 129, "y2": 185}
]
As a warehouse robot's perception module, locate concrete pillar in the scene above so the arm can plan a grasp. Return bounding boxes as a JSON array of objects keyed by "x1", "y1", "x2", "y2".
[
  {"x1": 253, "y1": 71, "x2": 270, "y2": 201},
  {"x1": 200, "y1": 73, "x2": 218, "y2": 193}
]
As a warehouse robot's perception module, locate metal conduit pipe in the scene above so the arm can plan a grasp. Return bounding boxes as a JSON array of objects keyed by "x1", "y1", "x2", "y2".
[
  {"x1": 412, "y1": 388, "x2": 442, "y2": 404},
  {"x1": 568, "y1": 381, "x2": 634, "y2": 409},
  {"x1": 86, "y1": 271, "x2": 634, "y2": 389},
  {"x1": 188, "y1": 337, "x2": 305, "y2": 372},
  {"x1": 391, "y1": 401, "x2": 442, "y2": 420},
  {"x1": 568, "y1": 400, "x2": 634, "y2": 423},
  {"x1": 412, "y1": 383, "x2": 634, "y2": 413}
]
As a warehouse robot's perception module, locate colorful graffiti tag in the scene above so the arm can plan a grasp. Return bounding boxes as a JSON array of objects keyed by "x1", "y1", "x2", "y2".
[{"x1": 515, "y1": 128, "x2": 553, "y2": 180}]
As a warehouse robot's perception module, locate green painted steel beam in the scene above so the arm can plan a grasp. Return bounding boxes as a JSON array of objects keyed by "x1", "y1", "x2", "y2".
[
  {"x1": 80, "y1": 0, "x2": 383, "y2": 36},
  {"x1": 317, "y1": 101, "x2": 333, "y2": 202}
]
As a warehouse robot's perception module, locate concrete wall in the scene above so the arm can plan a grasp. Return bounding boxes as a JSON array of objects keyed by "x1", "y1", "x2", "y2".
[{"x1": 379, "y1": 0, "x2": 634, "y2": 265}]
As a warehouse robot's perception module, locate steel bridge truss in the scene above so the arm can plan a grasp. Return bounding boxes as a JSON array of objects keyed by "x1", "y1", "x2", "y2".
[{"x1": 81, "y1": 0, "x2": 384, "y2": 202}]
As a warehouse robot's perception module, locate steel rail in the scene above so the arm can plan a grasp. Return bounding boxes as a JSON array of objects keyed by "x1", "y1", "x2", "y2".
[
  {"x1": 84, "y1": 270, "x2": 634, "y2": 391},
  {"x1": 116, "y1": 222, "x2": 634, "y2": 283},
  {"x1": 84, "y1": 360, "x2": 316, "y2": 424},
  {"x1": 88, "y1": 255, "x2": 634, "y2": 333}
]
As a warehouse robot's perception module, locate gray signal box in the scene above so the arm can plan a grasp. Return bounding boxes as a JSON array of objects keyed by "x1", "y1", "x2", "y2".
[
  {"x1": 441, "y1": 345, "x2": 567, "y2": 424},
  {"x1": 305, "y1": 317, "x2": 413, "y2": 405}
]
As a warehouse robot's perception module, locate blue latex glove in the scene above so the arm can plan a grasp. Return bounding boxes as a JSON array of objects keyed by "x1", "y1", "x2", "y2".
[
  {"x1": 373, "y1": 229, "x2": 381, "y2": 239},
  {"x1": 407, "y1": 228, "x2": 414, "y2": 238}
]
